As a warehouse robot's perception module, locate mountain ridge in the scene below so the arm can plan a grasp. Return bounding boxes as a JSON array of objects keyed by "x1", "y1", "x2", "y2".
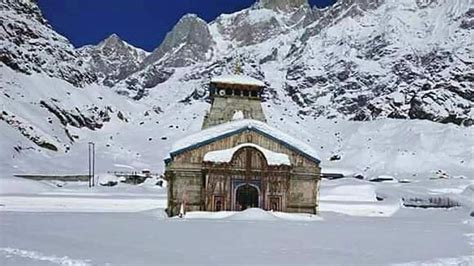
[
  {"x1": 2, "y1": 0, "x2": 473, "y2": 126},
  {"x1": 78, "y1": 0, "x2": 474, "y2": 126}
]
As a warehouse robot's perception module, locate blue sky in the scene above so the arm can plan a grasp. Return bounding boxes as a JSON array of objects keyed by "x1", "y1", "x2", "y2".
[{"x1": 37, "y1": 0, "x2": 336, "y2": 51}]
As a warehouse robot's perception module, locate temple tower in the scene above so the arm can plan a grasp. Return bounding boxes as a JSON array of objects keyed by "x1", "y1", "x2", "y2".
[{"x1": 202, "y1": 74, "x2": 266, "y2": 129}]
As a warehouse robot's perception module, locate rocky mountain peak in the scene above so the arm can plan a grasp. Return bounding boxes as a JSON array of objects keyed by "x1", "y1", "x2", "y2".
[
  {"x1": 78, "y1": 34, "x2": 149, "y2": 87},
  {"x1": 178, "y1": 13, "x2": 205, "y2": 24},
  {"x1": 140, "y1": 13, "x2": 214, "y2": 67},
  {"x1": 93, "y1": 33, "x2": 148, "y2": 60},
  {"x1": 99, "y1": 33, "x2": 123, "y2": 47},
  {"x1": 255, "y1": 0, "x2": 310, "y2": 12}
]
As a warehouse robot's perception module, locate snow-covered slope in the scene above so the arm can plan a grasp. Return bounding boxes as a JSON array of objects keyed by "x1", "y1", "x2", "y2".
[
  {"x1": 285, "y1": 0, "x2": 474, "y2": 126},
  {"x1": 0, "y1": 65, "x2": 207, "y2": 176},
  {"x1": 1, "y1": 0, "x2": 473, "y2": 178}
]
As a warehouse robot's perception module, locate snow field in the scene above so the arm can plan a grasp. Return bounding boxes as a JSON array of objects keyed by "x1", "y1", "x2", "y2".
[
  {"x1": 0, "y1": 175, "x2": 472, "y2": 265},
  {"x1": 1, "y1": 208, "x2": 472, "y2": 265}
]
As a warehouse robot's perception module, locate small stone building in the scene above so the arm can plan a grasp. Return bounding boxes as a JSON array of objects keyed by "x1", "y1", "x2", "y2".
[{"x1": 164, "y1": 74, "x2": 321, "y2": 216}]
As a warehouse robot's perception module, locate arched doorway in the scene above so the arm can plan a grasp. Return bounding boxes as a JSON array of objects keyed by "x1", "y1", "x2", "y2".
[{"x1": 235, "y1": 184, "x2": 259, "y2": 210}]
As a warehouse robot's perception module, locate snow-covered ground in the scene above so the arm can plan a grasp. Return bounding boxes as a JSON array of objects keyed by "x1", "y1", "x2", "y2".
[
  {"x1": 1, "y1": 205, "x2": 472, "y2": 265},
  {"x1": 0, "y1": 177, "x2": 166, "y2": 213},
  {"x1": 1, "y1": 176, "x2": 473, "y2": 265}
]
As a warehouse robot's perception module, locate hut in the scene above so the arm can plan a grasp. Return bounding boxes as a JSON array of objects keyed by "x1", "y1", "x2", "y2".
[{"x1": 164, "y1": 74, "x2": 321, "y2": 216}]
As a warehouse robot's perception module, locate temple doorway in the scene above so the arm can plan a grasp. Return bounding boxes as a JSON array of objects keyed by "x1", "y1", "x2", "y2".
[{"x1": 235, "y1": 184, "x2": 259, "y2": 210}]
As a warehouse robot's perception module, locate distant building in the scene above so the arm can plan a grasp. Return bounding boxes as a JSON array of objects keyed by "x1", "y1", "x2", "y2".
[
  {"x1": 141, "y1": 169, "x2": 151, "y2": 176},
  {"x1": 164, "y1": 74, "x2": 321, "y2": 216}
]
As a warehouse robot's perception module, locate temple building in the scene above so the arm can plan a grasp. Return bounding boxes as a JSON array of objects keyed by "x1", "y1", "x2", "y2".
[{"x1": 164, "y1": 74, "x2": 321, "y2": 216}]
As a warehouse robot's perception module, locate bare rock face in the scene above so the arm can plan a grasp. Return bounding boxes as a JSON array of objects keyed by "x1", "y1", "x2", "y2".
[
  {"x1": 141, "y1": 14, "x2": 214, "y2": 68},
  {"x1": 78, "y1": 34, "x2": 149, "y2": 87},
  {"x1": 0, "y1": 0, "x2": 95, "y2": 87}
]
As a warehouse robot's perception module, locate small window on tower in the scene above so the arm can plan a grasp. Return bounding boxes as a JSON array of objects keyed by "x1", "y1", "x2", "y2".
[
  {"x1": 226, "y1": 88, "x2": 232, "y2": 95},
  {"x1": 251, "y1": 91, "x2": 258, "y2": 98},
  {"x1": 235, "y1": 89, "x2": 241, "y2": 96},
  {"x1": 243, "y1": 90, "x2": 249, "y2": 97}
]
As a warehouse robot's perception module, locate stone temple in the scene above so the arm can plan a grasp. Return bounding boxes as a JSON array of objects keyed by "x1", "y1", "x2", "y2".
[{"x1": 164, "y1": 74, "x2": 321, "y2": 216}]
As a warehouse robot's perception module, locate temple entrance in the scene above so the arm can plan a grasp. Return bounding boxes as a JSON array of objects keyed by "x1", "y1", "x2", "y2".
[{"x1": 235, "y1": 184, "x2": 259, "y2": 210}]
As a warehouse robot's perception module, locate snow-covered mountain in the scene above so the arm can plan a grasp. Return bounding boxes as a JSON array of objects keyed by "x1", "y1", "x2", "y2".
[
  {"x1": 286, "y1": 0, "x2": 473, "y2": 126},
  {"x1": 1, "y1": 0, "x2": 473, "y2": 177},
  {"x1": 141, "y1": 14, "x2": 214, "y2": 68},
  {"x1": 78, "y1": 34, "x2": 149, "y2": 87},
  {"x1": 79, "y1": 0, "x2": 473, "y2": 126}
]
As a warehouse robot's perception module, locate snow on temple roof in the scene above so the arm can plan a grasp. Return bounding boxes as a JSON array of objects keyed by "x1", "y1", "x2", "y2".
[
  {"x1": 210, "y1": 74, "x2": 265, "y2": 87},
  {"x1": 203, "y1": 143, "x2": 291, "y2": 166},
  {"x1": 167, "y1": 119, "x2": 320, "y2": 164}
]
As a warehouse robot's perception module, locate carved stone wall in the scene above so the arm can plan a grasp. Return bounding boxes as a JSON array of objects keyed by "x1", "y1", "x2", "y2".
[{"x1": 166, "y1": 140, "x2": 320, "y2": 216}]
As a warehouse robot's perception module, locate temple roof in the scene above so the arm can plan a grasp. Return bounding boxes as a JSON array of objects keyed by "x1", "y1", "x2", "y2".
[
  {"x1": 210, "y1": 74, "x2": 265, "y2": 87},
  {"x1": 165, "y1": 119, "x2": 320, "y2": 164},
  {"x1": 203, "y1": 143, "x2": 291, "y2": 166}
]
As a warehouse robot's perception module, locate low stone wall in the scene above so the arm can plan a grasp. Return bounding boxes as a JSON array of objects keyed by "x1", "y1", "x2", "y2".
[{"x1": 14, "y1": 174, "x2": 90, "y2": 182}]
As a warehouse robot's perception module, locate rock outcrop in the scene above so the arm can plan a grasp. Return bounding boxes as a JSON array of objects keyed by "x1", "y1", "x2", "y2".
[{"x1": 0, "y1": 0, "x2": 95, "y2": 87}]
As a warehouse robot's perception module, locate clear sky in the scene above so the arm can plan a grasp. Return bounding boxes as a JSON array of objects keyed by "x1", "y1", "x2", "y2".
[{"x1": 37, "y1": 0, "x2": 336, "y2": 52}]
